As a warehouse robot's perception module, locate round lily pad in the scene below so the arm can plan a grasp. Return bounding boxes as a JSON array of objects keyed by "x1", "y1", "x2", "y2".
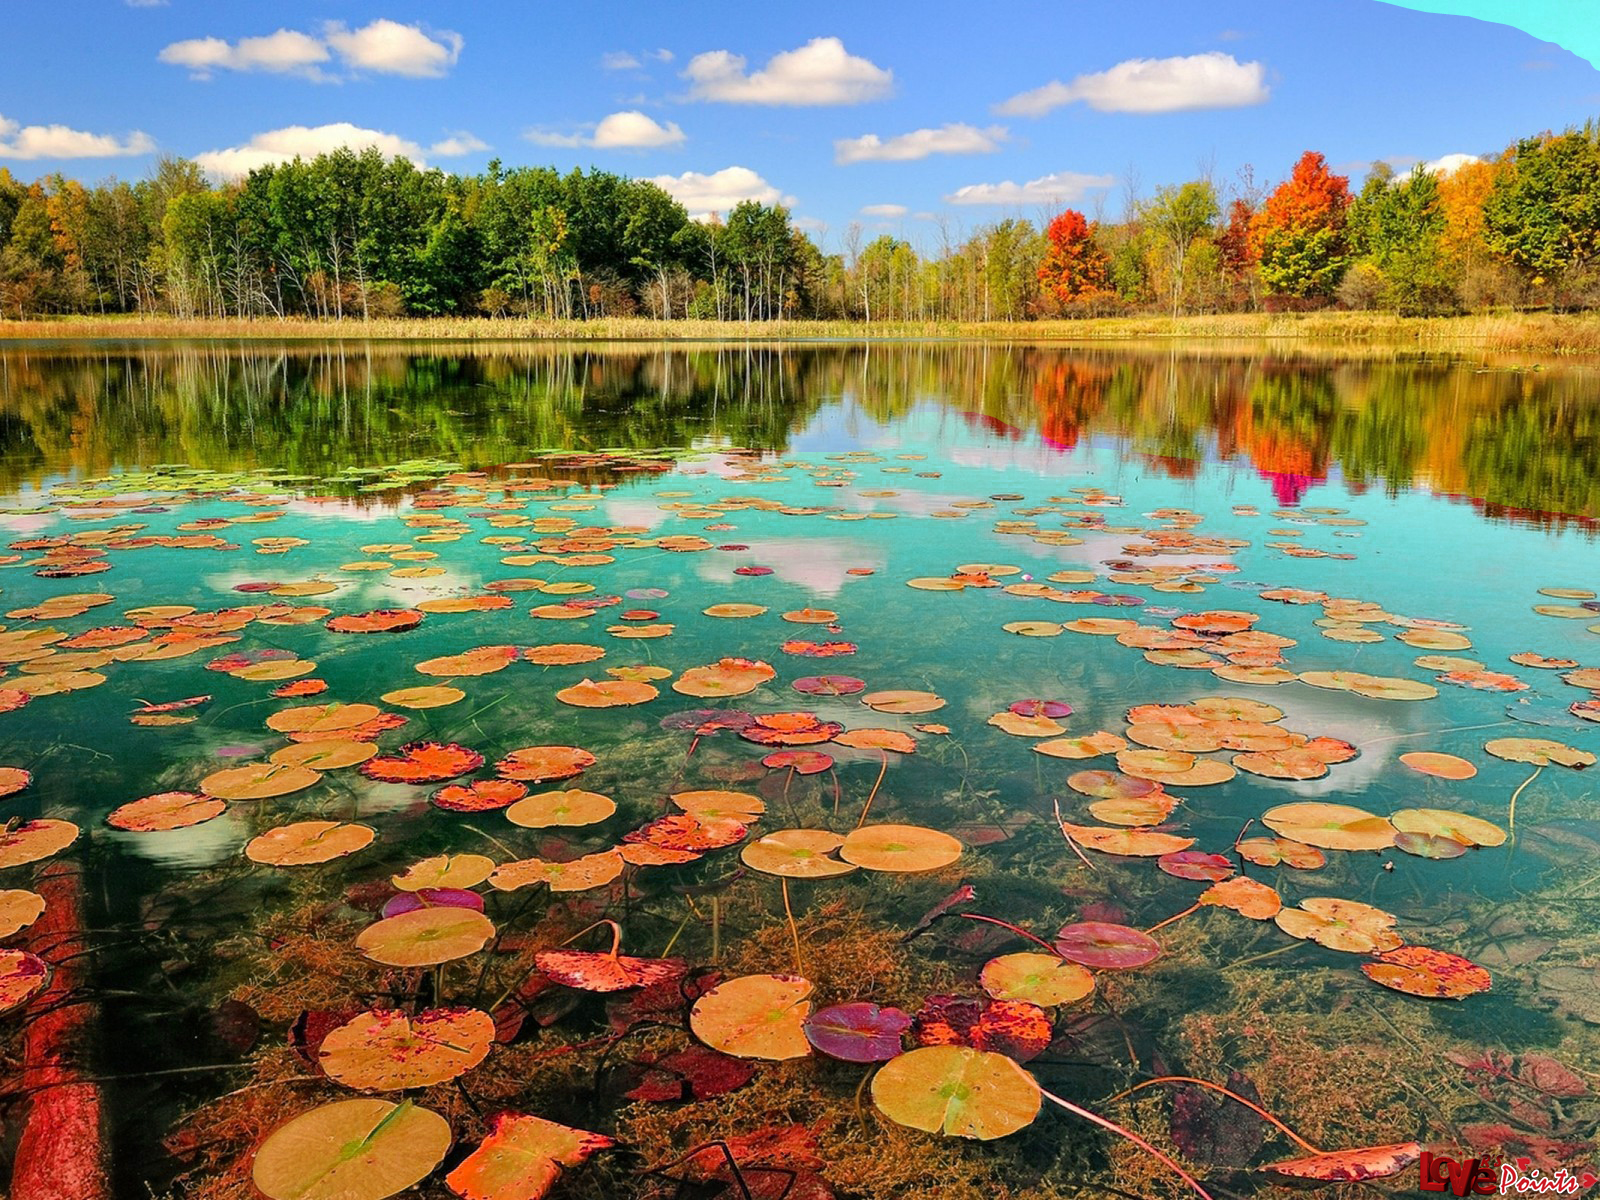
[
  {"x1": 1053, "y1": 922, "x2": 1162, "y2": 969},
  {"x1": 356, "y1": 907, "x2": 496, "y2": 967},
  {"x1": 690, "y1": 973, "x2": 813, "y2": 1060},
  {"x1": 804, "y1": 1001, "x2": 912, "y2": 1062},
  {"x1": 319, "y1": 1008, "x2": 495, "y2": 1090},
  {"x1": 251, "y1": 1099, "x2": 452, "y2": 1200},
  {"x1": 979, "y1": 953, "x2": 1095, "y2": 1006},
  {"x1": 840, "y1": 824, "x2": 962, "y2": 873},
  {"x1": 870, "y1": 1045, "x2": 1041, "y2": 1139}
]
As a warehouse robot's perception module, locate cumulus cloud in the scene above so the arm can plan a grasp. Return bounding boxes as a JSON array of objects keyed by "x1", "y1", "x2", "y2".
[
  {"x1": 684, "y1": 37, "x2": 891, "y2": 105},
  {"x1": 997, "y1": 52, "x2": 1268, "y2": 116},
  {"x1": 835, "y1": 123, "x2": 1006, "y2": 165},
  {"x1": 602, "y1": 51, "x2": 641, "y2": 70},
  {"x1": 1421, "y1": 152, "x2": 1481, "y2": 176},
  {"x1": 0, "y1": 114, "x2": 155, "y2": 160},
  {"x1": 160, "y1": 30, "x2": 330, "y2": 79},
  {"x1": 325, "y1": 19, "x2": 462, "y2": 77},
  {"x1": 160, "y1": 19, "x2": 461, "y2": 80},
  {"x1": 192, "y1": 122, "x2": 482, "y2": 178},
  {"x1": 648, "y1": 166, "x2": 792, "y2": 220},
  {"x1": 593, "y1": 111, "x2": 685, "y2": 148},
  {"x1": 861, "y1": 203, "x2": 908, "y2": 217},
  {"x1": 527, "y1": 111, "x2": 685, "y2": 150},
  {"x1": 945, "y1": 170, "x2": 1115, "y2": 206}
]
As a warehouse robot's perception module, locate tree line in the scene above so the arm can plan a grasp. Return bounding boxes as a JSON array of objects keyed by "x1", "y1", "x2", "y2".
[{"x1": 3, "y1": 119, "x2": 1599, "y2": 322}]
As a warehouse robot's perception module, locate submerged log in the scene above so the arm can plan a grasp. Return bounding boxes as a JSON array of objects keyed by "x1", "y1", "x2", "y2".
[{"x1": 12, "y1": 861, "x2": 109, "y2": 1200}]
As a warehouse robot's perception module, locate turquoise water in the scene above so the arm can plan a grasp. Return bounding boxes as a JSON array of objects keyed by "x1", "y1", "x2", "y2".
[{"x1": 0, "y1": 342, "x2": 1596, "y2": 1198}]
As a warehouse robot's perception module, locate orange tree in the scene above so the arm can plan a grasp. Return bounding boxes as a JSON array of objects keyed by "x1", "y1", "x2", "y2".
[
  {"x1": 1248, "y1": 152, "x2": 1352, "y2": 300},
  {"x1": 1038, "y1": 209, "x2": 1113, "y2": 308}
]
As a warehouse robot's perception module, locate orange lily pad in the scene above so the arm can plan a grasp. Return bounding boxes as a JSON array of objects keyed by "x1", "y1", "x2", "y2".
[
  {"x1": 1275, "y1": 897, "x2": 1402, "y2": 953},
  {"x1": 106, "y1": 791, "x2": 225, "y2": 832},
  {"x1": 505, "y1": 789, "x2": 617, "y2": 828},
  {"x1": 1261, "y1": 803, "x2": 1397, "y2": 851},
  {"x1": 690, "y1": 973, "x2": 813, "y2": 1060},
  {"x1": 1360, "y1": 945, "x2": 1491, "y2": 999},
  {"x1": 356, "y1": 907, "x2": 496, "y2": 967},
  {"x1": 319, "y1": 1008, "x2": 495, "y2": 1090},
  {"x1": 444, "y1": 1112, "x2": 614, "y2": 1200},
  {"x1": 840, "y1": 825, "x2": 962, "y2": 873},
  {"x1": 245, "y1": 821, "x2": 375, "y2": 866},
  {"x1": 871, "y1": 1045, "x2": 1041, "y2": 1139},
  {"x1": 252, "y1": 1099, "x2": 452, "y2": 1200}
]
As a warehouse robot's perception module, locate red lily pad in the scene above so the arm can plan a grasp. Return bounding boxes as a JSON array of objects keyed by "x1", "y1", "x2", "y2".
[{"x1": 1053, "y1": 922, "x2": 1162, "y2": 969}]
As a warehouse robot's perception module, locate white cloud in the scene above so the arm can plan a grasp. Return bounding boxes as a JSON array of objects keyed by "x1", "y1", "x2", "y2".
[
  {"x1": 160, "y1": 19, "x2": 461, "y2": 81},
  {"x1": 430, "y1": 132, "x2": 489, "y2": 157},
  {"x1": 648, "y1": 166, "x2": 793, "y2": 220},
  {"x1": 0, "y1": 114, "x2": 155, "y2": 160},
  {"x1": 160, "y1": 30, "x2": 330, "y2": 79},
  {"x1": 324, "y1": 20, "x2": 462, "y2": 77},
  {"x1": 861, "y1": 203, "x2": 908, "y2": 217},
  {"x1": 945, "y1": 170, "x2": 1115, "y2": 206},
  {"x1": 684, "y1": 37, "x2": 891, "y2": 106},
  {"x1": 997, "y1": 52, "x2": 1268, "y2": 116},
  {"x1": 836, "y1": 123, "x2": 1007, "y2": 165},
  {"x1": 526, "y1": 111, "x2": 685, "y2": 150},
  {"x1": 793, "y1": 216, "x2": 828, "y2": 233},
  {"x1": 594, "y1": 111, "x2": 686, "y2": 148},
  {"x1": 125, "y1": 0, "x2": 169, "y2": 7},
  {"x1": 650, "y1": 49, "x2": 675, "y2": 63},
  {"x1": 602, "y1": 51, "x2": 642, "y2": 70},
  {"x1": 193, "y1": 123, "x2": 428, "y2": 178},
  {"x1": 1422, "y1": 152, "x2": 1481, "y2": 177}
]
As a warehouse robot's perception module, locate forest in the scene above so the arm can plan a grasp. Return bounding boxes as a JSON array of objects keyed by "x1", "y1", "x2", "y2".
[{"x1": 1, "y1": 119, "x2": 1598, "y2": 324}]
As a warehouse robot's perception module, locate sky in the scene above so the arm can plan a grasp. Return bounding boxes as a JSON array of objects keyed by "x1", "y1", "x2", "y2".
[{"x1": 2, "y1": 0, "x2": 1598, "y2": 248}]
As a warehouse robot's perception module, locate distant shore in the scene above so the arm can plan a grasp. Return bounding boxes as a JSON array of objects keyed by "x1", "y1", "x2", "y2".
[{"x1": 3, "y1": 311, "x2": 1600, "y2": 356}]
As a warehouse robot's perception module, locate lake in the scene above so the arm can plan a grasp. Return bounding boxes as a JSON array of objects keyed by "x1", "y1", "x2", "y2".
[{"x1": 0, "y1": 340, "x2": 1595, "y2": 1199}]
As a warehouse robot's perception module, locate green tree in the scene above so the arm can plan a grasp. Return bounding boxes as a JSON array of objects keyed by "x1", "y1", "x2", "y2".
[
  {"x1": 1346, "y1": 165, "x2": 1456, "y2": 314},
  {"x1": 1483, "y1": 125, "x2": 1600, "y2": 305},
  {"x1": 1141, "y1": 181, "x2": 1220, "y2": 315}
]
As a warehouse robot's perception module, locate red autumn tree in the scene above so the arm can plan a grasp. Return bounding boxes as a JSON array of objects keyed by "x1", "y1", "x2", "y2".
[
  {"x1": 1038, "y1": 209, "x2": 1113, "y2": 307},
  {"x1": 1247, "y1": 152, "x2": 1352, "y2": 298}
]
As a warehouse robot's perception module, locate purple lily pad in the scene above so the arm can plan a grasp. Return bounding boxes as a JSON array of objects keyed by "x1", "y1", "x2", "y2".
[
  {"x1": 1009, "y1": 699, "x2": 1073, "y2": 719},
  {"x1": 792, "y1": 675, "x2": 866, "y2": 697},
  {"x1": 381, "y1": 887, "x2": 486, "y2": 919},
  {"x1": 1054, "y1": 921, "x2": 1162, "y2": 969},
  {"x1": 716, "y1": 543, "x2": 750, "y2": 551},
  {"x1": 1094, "y1": 594, "x2": 1145, "y2": 607},
  {"x1": 627, "y1": 587, "x2": 669, "y2": 600},
  {"x1": 231, "y1": 581, "x2": 282, "y2": 593},
  {"x1": 804, "y1": 1002, "x2": 912, "y2": 1062}
]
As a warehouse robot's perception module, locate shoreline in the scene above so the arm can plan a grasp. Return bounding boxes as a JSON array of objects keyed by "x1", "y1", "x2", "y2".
[{"x1": 3, "y1": 311, "x2": 1600, "y2": 356}]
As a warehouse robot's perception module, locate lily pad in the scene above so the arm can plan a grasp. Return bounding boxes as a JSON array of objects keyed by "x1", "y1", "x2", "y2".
[
  {"x1": 690, "y1": 973, "x2": 813, "y2": 1060},
  {"x1": 870, "y1": 1045, "x2": 1041, "y2": 1139},
  {"x1": 803, "y1": 1001, "x2": 912, "y2": 1062},
  {"x1": 252, "y1": 1099, "x2": 452, "y2": 1200}
]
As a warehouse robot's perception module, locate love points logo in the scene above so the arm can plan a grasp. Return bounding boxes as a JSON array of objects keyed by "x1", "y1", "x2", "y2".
[{"x1": 1418, "y1": 1152, "x2": 1600, "y2": 1195}]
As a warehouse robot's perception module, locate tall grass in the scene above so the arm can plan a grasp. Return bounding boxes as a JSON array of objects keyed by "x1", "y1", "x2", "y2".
[{"x1": 3, "y1": 311, "x2": 1600, "y2": 354}]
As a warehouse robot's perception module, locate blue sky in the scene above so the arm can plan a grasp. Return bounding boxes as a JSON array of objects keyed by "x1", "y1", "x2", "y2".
[{"x1": 2, "y1": 1, "x2": 1597, "y2": 248}]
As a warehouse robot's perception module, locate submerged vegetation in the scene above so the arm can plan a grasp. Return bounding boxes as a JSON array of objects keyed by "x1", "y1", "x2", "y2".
[{"x1": 0, "y1": 345, "x2": 1593, "y2": 1198}]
